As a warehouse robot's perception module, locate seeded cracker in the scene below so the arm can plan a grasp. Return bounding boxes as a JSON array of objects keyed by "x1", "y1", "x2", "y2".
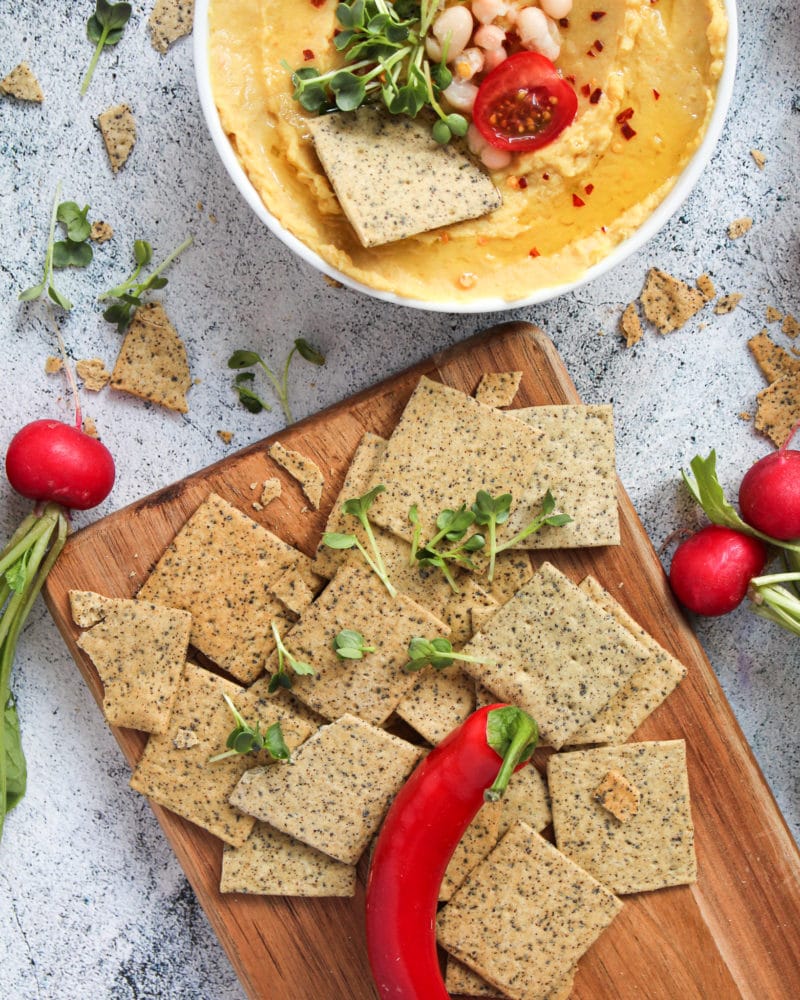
[
  {"x1": 474, "y1": 371, "x2": 523, "y2": 408},
  {"x1": 268, "y1": 441, "x2": 324, "y2": 510},
  {"x1": 97, "y1": 104, "x2": 136, "y2": 173},
  {"x1": 458, "y1": 562, "x2": 650, "y2": 749},
  {"x1": 727, "y1": 216, "x2": 753, "y2": 239},
  {"x1": 220, "y1": 822, "x2": 356, "y2": 897},
  {"x1": 755, "y1": 374, "x2": 800, "y2": 447},
  {"x1": 440, "y1": 801, "x2": 503, "y2": 902},
  {"x1": 0, "y1": 62, "x2": 44, "y2": 102},
  {"x1": 437, "y1": 821, "x2": 622, "y2": 1000},
  {"x1": 593, "y1": 768, "x2": 640, "y2": 823},
  {"x1": 69, "y1": 590, "x2": 119, "y2": 628},
  {"x1": 715, "y1": 293, "x2": 743, "y2": 315},
  {"x1": 640, "y1": 268, "x2": 707, "y2": 334},
  {"x1": 269, "y1": 566, "x2": 314, "y2": 618},
  {"x1": 131, "y1": 666, "x2": 315, "y2": 847},
  {"x1": 76, "y1": 358, "x2": 111, "y2": 391},
  {"x1": 446, "y1": 958, "x2": 575, "y2": 1000},
  {"x1": 230, "y1": 714, "x2": 423, "y2": 864},
  {"x1": 696, "y1": 273, "x2": 716, "y2": 301},
  {"x1": 783, "y1": 313, "x2": 800, "y2": 339},
  {"x1": 748, "y1": 329, "x2": 800, "y2": 383},
  {"x1": 496, "y1": 764, "x2": 551, "y2": 837},
  {"x1": 149, "y1": 0, "x2": 195, "y2": 54},
  {"x1": 274, "y1": 563, "x2": 448, "y2": 727},
  {"x1": 90, "y1": 221, "x2": 113, "y2": 243},
  {"x1": 72, "y1": 592, "x2": 190, "y2": 734},
  {"x1": 620, "y1": 302, "x2": 643, "y2": 347},
  {"x1": 568, "y1": 575, "x2": 687, "y2": 745},
  {"x1": 137, "y1": 493, "x2": 306, "y2": 682},
  {"x1": 395, "y1": 668, "x2": 476, "y2": 745},
  {"x1": 110, "y1": 302, "x2": 191, "y2": 412},
  {"x1": 549, "y1": 740, "x2": 697, "y2": 894},
  {"x1": 307, "y1": 106, "x2": 501, "y2": 248},
  {"x1": 260, "y1": 477, "x2": 281, "y2": 507}
]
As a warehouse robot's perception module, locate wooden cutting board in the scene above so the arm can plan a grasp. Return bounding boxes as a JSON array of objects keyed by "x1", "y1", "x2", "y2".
[{"x1": 44, "y1": 322, "x2": 800, "y2": 1000}]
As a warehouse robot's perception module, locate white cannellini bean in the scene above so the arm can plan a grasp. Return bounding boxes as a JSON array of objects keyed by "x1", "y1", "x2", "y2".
[
  {"x1": 540, "y1": 0, "x2": 572, "y2": 19},
  {"x1": 483, "y1": 45, "x2": 508, "y2": 72},
  {"x1": 432, "y1": 6, "x2": 474, "y2": 62},
  {"x1": 474, "y1": 24, "x2": 506, "y2": 51},
  {"x1": 467, "y1": 122, "x2": 488, "y2": 154},
  {"x1": 517, "y1": 6, "x2": 561, "y2": 61},
  {"x1": 453, "y1": 47, "x2": 485, "y2": 81},
  {"x1": 481, "y1": 145, "x2": 513, "y2": 169},
  {"x1": 472, "y1": 0, "x2": 507, "y2": 25},
  {"x1": 442, "y1": 78, "x2": 480, "y2": 113},
  {"x1": 426, "y1": 35, "x2": 443, "y2": 62}
]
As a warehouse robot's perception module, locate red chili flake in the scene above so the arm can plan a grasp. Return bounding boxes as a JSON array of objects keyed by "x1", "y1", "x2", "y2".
[
  {"x1": 593, "y1": 39, "x2": 604, "y2": 52},
  {"x1": 601, "y1": 225, "x2": 607, "y2": 233},
  {"x1": 591, "y1": 10, "x2": 607, "y2": 20},
  {"x1": 584, "y1": 183, "x2": 594, "y2": 195},
  {"x1": 653, "y1": 88, "x2": 661, "y2": 100},
  {"x1": 616, "y1": 107, "x2": 635, "y2": 123},
  {"x1": 572, "y1": 194, "x2": 586, "y2": 207},
  {"x1": 620, "y1": 121, "x2": 637, "y2": 140},
  {"x1": 310, "y1": 0, "x2": 325, "y2": 7},
  {"x1": 566, "y1": 74, "x2": 576, "y2": 84},
  {"x1": 581, "y1": 84, "x2": 591, "y2": 97},
  {"x1": 529, "y1": 247, "x2": 541, "y2": 258},
  {"x1": 589, "y1": 88, "x2": 602, "y2": 104},
  {"x1": 303, "y1": 48, "x2": 315, "y2": 61},
  {"x1": 587, "y1": 49, "x2": 596, "y2": 58},
  {"x1": 542, "y1": 172, "x2": 550, "y2": 181},
  {"x1": 518, "y1": 176, "x2": 529, "y2": 190},
  {"x1": 559, "y1": 17, "x2": 569, "y2": 28}
]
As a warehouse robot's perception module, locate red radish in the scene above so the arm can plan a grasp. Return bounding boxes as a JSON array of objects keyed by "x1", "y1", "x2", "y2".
[
  {"x1": 739, "y1": 422, "x2": 800, "y2": 540},
  {"x1": 669, "y1": 525, "x2": 767, "y2": 616},
  {"x1": 5, "y1": 419, "x2": 115, "y2": 510}
]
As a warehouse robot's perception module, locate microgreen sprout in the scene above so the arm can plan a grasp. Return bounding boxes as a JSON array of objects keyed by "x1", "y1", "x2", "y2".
[
  {"x1": 81, "y1": 0, "x2": 133, "y2": 96},
  {"x1": 333, "y1": 629, "x2": 376, "y2": 660},
  {"x1": 409, "y1": 504, "x2": 486, "y2": 593},
  {"x1": 268, "y1": 620, "x2": 315, "y2": 693},
  {"x1": 208, "y1": 693, "x2": 290, "y2": 763},
  {"x1": 323, "y1": 485, "x2": 397, "y2": 598},
  {"x1": 99, "y1": 235, "x2": 193, "y2": 332},
  {"x1": 228, "y1": 338, "x2": 326, "y2": 424},
  {"x1": 289, "y1": 0, "x2": 468, "y2": 144},
  {"x1": 19, "y1": 183, "x2": 95, "y2": 310},
  {"x1": 475, "y1": 490, "x2": 573, "y2": 581},
  {"x1": 404, "y1": 636, "x2": 495, "y2": 673}
]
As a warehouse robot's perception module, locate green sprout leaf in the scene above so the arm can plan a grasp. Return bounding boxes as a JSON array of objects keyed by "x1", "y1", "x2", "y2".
[
  {"x1": 99, "y1": 235, "x2": 192, "y2": 331},
  {"x1": 337, "y1": 487, "x2": 397, "y2": 598},
  {"x1": 233, "y1": 372, "x2": 272, "y2": 414},
  {"x1": 56, "y1": 202, "x2": 92, "y2": 243},
  {"x1": 226, "y1": 338, "x2": 325, "y2": 424},
  {"x1": 52, "y1": 240, "x2": 93, "y2": 269},
  {"x1": 81, "y1": 0, "x2": 133, "y2": 96},
  {"x1": 18, "y1": 183, "x2": 81, "y2": 309},
  {"x1": 322, "y1": 532, "x2": 358, "y2": 550},
  {"x1": 209, "y1": 694, "x2": 291, "y2": 763},
  {"x1": 333, "y1": 629, "x2": 376, "y2": 660},
  {"x1": 404, "y1": 636, "x2": 495, "y2": 673},
  {"x1": 266, "y1": 621, "x2": 315, "y2": 692}
]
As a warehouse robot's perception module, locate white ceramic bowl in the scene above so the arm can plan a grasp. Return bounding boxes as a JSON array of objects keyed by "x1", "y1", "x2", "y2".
[{"x1": 194, "y1": 1, "x2": 738, "y2": 314}]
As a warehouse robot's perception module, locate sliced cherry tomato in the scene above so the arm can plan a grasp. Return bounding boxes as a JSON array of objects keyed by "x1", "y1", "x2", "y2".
[{"x1": 473, "y1": 51, "x2": 578, "y2": 152}]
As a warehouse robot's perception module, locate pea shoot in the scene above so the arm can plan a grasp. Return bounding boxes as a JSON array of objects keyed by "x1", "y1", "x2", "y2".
[
  {"x1": 333, "y1": 629, "x2": 376, "y2": 660},
  {"x1": 404, "y1": 636, "x2": 495, "y2": 672},
  {"x1": 409, "y1": 504, "x2": 485, "y2": 593},
  {"x1": 323, "y1": 486, "x2": 397, "y2": 598},
  {"x1": 289, "y1": 0, "x2": 468, "y2": 145},
  {"x1": 99, "y1": 235, "x2": 193, "y2": 332},
  {"x1": 208, "y1": 693, "x2": 290, "y2": 763},
  {"x1": 268, "y1": 621, "x2": 315, "y2": 693},
  {"x1": 81, "y1": 0, "x2": 133, "y2": 96},
  {"x1": 228, "y1": 338, "x2": 326, "y2": 424}
]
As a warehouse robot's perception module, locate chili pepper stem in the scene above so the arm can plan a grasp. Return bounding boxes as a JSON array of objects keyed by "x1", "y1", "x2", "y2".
[{"x1": 485, "y1": 712, "x2": 538, "y2": 802}]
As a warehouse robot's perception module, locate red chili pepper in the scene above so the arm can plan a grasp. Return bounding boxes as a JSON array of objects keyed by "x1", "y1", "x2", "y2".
[{"x1": 365, "y1": 704, "x2": 538, "y2": 1000}]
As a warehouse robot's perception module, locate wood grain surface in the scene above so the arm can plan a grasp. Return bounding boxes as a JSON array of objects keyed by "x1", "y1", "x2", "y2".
[{"x1": 43, "y1": 322, "x2": 800, "y2": 1000}]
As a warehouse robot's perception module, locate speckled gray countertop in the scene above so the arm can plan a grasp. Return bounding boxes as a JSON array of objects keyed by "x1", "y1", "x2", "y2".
[{"x1": 0, "y1": 2, "x2": 798, "y2": 998}]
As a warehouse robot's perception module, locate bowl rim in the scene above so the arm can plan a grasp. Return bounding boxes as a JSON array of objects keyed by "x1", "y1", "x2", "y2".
[{"x1": 193, "y1": 0, "x2": 739, "y2": 314}]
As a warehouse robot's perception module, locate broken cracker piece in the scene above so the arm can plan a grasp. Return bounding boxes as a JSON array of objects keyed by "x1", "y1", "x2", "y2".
[
  {"x1": 110, "y1": 302, "x2": 191, "y2": 412},
  {"x1": 593, "y1": 768, "x2": 640, "y2": 823},
  {"x1": 766, "y1": 306, "x2": 783, "y2": 324},
  {"x1": 474, "y1": 371, "x2": 523, "y2": 408},
  {"x1": 90, "y1": 221, "x2": 114, "y2": 243},
  {"x1": 748, "y1": 329, "x2": 800, "y2": 384},
  {"x1": 620, "y1": 302, "x2": 643, "y2": 347},
  {"x1": 268, "y1": 441, "x2": 324, "y2": 510},
  {"x1": 783, "y1": 314, "x2": 800, "y2": 339},
  {"x1": 714, "y1": 293, "x2": 743, "y2": 315},
  {"x1": 217, "y1": 430, "x2": 233, "y2": 445},
  {"x1": 727, "y1": 216, "x2": 753, "y2": 239},
  {"x1": 751, "y1": 149, "x2": 766, "y2": 169},
  {"x1": 0, "y1": 62, "x2": 44, "y2": 102},
  {"x1": 97, "y1": 104, "x2": 136, "y2": 173},
  {"x1": 696, "y1": 273, "x2": 716, "y2": 301},
  {"x1": 640, "y1": 268, "x2": 707, "y2": 334},
  {"x1": 149, "y1": 0, "x2": 195, "y2": 54},
  {"x1": 44, "y1": 356, "x2": 63, "y2": 375},
  {"x1": 260, "y1": 477, "x2": 282, "y2": 507},
  {"x1": 755, "y1": 373, "x2": 800, "y2": 447},
  {"x1": 76, "y1": 358, "x2": 111, "y2": 392}
]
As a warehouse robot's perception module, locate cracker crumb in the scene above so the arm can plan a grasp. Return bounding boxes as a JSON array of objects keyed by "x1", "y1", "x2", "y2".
[
  {"x1": 44, "y1": 356, "x2": 63, "y2": 375},
  {"x1": 149, "y1": 0, "x2": 195, "y2": 54},
  {"x1": 217, "y1": 430, "x2": 233, "y2": 445},
  {"x1": 696, "y1": 273, "x2": 716, "y2": 301},
  {"x1": 727, "y1": 216, "x2": 753, "y2": 240},
  {"x1": 323, "y1": 274, "x2": 344, "y2": 289},
  {"x1": 268, "y1": 441, "x2": 325, "y2": 510},
  {"x1": 739, "y1": 412, "x2": 752, "y2": 421},
  {"x1": 196, "y1": 201, "x2": 203, "y2": 212},
  {"x1": 766, "y1": 306, "x2": 783, "y2": 324},
  {"x1": 97, "y1": 104, "x2": 136, "y2": 173},
  {"x1": 640, "y1": 268, "x2": 706, "y2": 334},
  {"x1": 249, "y1": 482, "x2": 258, "y2": 491},
  {"x1": 783, "y1": 313, "x2": 800, "y2": 339},
  {"x1": 83, "y1": 416, "x2": 99, "y2": 438},
  {"x1": 0, "y1": 62, "x2": 44, "y2": 102},
  {"x1": 173, "y1": 727, "x2": 199, "y2": 750},
  {"x1": 90, "y1": 221, "x2": 114, "y2": 243},
  {"x1": 209, "y1": 213, "x2": 217, "y2": 224},
  {"x1": 252, "y1": 502, "x2": 263, "y2": 511},
  {"x1": 620, "y1": 302, "x2": 643, "y2": 347},
  {"x1": 76, "y1": 358, "x2": 111, "y2": 392},
  {"x1": 592, "y1": 768, "x2": 640, "y2": 823},
  {"x1": 714, "y1": 293, "x2": 743, "y2": 315},
  {"x1": 751, "y1": 149, "x2": 766, "y2": 169},
  {"x1": 260, "y1": 478, "x2": 282, "y2": 507}
]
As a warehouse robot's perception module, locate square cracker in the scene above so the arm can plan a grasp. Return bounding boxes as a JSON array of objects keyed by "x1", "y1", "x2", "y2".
[
  {"x1": 567, "y1": 575, "x2": 687, "y2": 745},
  {"x1": 130, "y1": 664, "x2": 315, "y2": 847},
  {"x1": 275, "y1": 562, "x2": 448, "y2": 727},
  {"x1": 498, "y1": 765, "x2": 551, "y2": 837},
  {"x1": 446, "y1": 958, "x2": 575, "y2": 1000},
  {"x1": 73, "y1": 592, "x2": 190, "y2": 734},
  {"x1": 504, "y1": 405, "x2": 619, "y2": 548},
  {"x1": 474, "y1": 372, "x2": 523, "y2": 408},
  {"x1": 458, "y1": 562, "x2": 650, "y2": 749},
  {"x1": 395, "y1": 667, "x2": 476, "y2": 745},
  {"x1": 137, "y1": 492, "x2": 304, "y2": 682},
  {"x1": 367, "y1": 377, "x2": 548, "y2": 546},
  {"x1": 755, "y1": 373, "x2": 800, "y2": 447},
  {"x1": 97, "y1": 103, "x2": 136, "y2": 173},
  {"x1": 307, "y1": 106, "x2": 501, "y2": 248},
  {"x1": 268, "y1": 441, "x2": 324, "y2": 510},
  {"x1": 110, "y1": 302, "x2": 191, "y2": 412},
  {"x1": 149, "y1": 0, "x2": 194, "y2": 54},
  {"x1": 548, "y1": 740, "x2": 697, "y2": 894},
  {"x1": 220, "y1": 822, "x2": 356, "y2": 897},
  {"x1": 440, "y1": 801, "x2": 503, "y2": 902},
  {"x1": 437, "y1": 821, "x2": 622, "y2": 1000},
  {"x1": 230, "y1": 714, "x2": 423, "y2": 864}
]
